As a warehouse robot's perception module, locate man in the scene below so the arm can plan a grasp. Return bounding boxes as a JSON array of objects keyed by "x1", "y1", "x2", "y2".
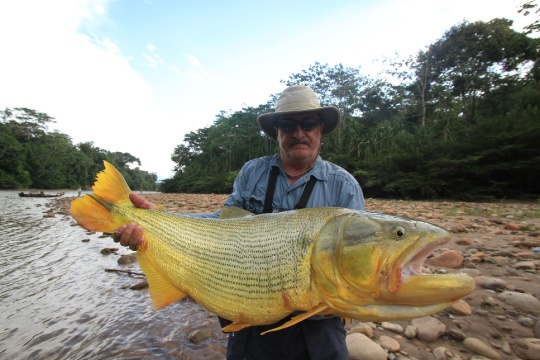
[{"x1": 114, "y1": 85, "x2": 365, "y2": 359}]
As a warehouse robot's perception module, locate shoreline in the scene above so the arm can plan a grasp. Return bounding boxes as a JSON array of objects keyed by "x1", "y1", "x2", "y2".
[{"x1": 51, "y1": 194, "x2": 540, "y2": 360}]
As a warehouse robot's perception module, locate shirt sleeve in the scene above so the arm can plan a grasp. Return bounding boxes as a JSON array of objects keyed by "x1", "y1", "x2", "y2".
[
  {"x1": 339, "y1": 180, "x2": 365, "y2": 210},
  {"x1": 224, "y1": 161, "x2": 250, "y2": 209}
]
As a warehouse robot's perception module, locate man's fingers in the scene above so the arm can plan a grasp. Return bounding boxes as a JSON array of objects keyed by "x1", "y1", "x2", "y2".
[
  {"x1": 129, "y1": 226, "x2": 144, "y2": 251},
  {"x1": 113, "y1": 224, "x2": 126, "y2": 242},
  {"x1": 119, "y1": 222, "x2": 136, "y2": 247},
  {"x1": 129, "y1": 192, "x2": 158, "y2": 210}
]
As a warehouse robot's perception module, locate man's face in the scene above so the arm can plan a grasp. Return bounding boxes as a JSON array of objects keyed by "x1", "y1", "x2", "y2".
[{"x1": 275, "y1": 111, "x2": 324, "y2": 164}]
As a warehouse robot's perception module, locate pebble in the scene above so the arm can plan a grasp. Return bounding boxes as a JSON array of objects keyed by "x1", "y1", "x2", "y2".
[
  {"x1": 100, "y1": 247, "x2": 118, "y2": 255},
  {"x1": 379, "y1": 335, "x2": 400, "y2": 352},
  {"x1": 504, "y1": 223, "x2": 521, "y2": 231},
  {"x1": 188, "y1": 328, "x2": 213, "y2": 344},
  {"x1": 129, "y1": 280, "x2": 148, "y2": 290},
  {"x1": 348, "y1": 324, "x2": 374, "y2": 338},
  {"x1": 513, "y1": 261, "x2": 536, "y2": 272},
  {"x1": 403, "y1": 325, "x2": 417, "y2": 339},
  {"x1": 450, "y1": 299, "x2": 472, "y2": 315},
  {"x1": 455, "y1": 237, "x2": 474, "y2": 245},
  {"x1": 118, "y1": 253, "x2": 137, "y2": 265},
  {"x1": 463, "y1": 337, "x2": 502, "y2": 359},
  {"x1": 518, "y1": 316, "x2": 535, "y2": 328},
  {"x1": 381, "y1": 322, "x2": 404, "y2": 334},
  {"x1": 448, "y1": 328, "x2": 466, "y2": 340},
  {"x1": 432, "y1": 346, "x2": 461, "y2": 360},
  {"x1": 475, "y1": 276, "x2": 508, "y2": 290}
]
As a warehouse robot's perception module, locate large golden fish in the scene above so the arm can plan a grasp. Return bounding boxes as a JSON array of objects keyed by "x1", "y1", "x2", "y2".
[{"x1": 70, "y1": 161, "x2": 475, "y2": 334}]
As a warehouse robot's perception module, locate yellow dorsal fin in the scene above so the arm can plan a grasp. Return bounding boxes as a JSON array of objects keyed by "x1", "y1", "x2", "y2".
[
  {"x1": 70, "y1": 161, "x2": 132, "y2": 232},
  {"x1": 136, "y1": 251, "x2": 187, "y2": 309},
  {"x1": 260, "y1": 304, "x2": 330, "y2": 335},
  {"x1": 220, "y1": 206, "x2": 253, "y2": 219}
]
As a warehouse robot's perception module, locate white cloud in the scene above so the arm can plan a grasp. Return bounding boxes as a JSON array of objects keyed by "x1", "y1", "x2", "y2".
[
  {"x1": 184, "y1": 55, "x2": 213, "y2": 81},
  {"x1": 0, "y1": 0, "x2": 170, "y2": 176},
  {"x1": 143, "y1": 44, "x2": 164, "y2": 69},
  {"x1": 0, "y1": 0, "x2": 531, "y2": 180}
]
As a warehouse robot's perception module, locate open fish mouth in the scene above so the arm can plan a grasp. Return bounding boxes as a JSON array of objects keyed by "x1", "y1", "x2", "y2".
[
  {"x1": 401, "y1": 236, "x2": 450, "y2": 278},
  {"x1": 386, "y1": 234, "x2": 475, "y2": 306}
]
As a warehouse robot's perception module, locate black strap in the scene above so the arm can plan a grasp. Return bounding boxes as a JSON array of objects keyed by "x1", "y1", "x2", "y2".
[
  {"x1": 263, "y1": 166, "x2": 280, "y2": 213},
  {"x1": 263, "y1": 166, "x2": 318, "y2": 213},
  {"x1": 295, "y1": 175, "x2": 317, "y2": 209}
]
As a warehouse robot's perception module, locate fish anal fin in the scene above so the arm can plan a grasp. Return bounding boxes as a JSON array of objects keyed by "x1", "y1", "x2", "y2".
[
  {"x1": 221, "y1": 322, "x2": 252, "y2": 332},
  {"x1": 260, "y1": 304, "x2": 330, "y2": 335},
  {"x1": 220, "y1": 206, "x2": 253, "y2": 219},
  {"x1": 136, "y1": 252, "x2": 187, "y2": 309}
]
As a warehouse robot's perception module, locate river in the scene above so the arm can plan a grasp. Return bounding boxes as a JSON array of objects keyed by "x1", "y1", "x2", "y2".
[{"x1": 0, "y1": 191, "x2": 227, "y2": 359}]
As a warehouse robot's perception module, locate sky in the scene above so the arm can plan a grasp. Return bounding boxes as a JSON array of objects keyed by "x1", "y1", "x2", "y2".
[{"x1": 0, "y1": 0, "x2": 532, "y2": 179}]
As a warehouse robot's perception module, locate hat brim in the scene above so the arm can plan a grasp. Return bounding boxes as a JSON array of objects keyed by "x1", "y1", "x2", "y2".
[{"x1": 257, "y1": 106, "x2": 340, "y2": 140}]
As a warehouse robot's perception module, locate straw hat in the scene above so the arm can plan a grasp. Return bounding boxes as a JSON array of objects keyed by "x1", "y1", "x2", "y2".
[{"x1": 257, "y1": 85, "x2": 340, "y2": 140}]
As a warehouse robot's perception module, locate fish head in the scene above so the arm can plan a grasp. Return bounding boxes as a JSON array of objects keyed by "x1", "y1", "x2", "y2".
[{"x1": 312, "y1": 210, "x2": 476, "y2": 321}]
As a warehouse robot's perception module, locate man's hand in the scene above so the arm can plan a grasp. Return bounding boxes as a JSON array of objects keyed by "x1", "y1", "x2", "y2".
[{"x1": 112, "y1": 192, "x2": 158, "y2": 251}]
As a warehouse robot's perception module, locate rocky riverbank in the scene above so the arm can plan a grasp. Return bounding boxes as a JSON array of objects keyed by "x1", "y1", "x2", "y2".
[{"x1": 50, "y1": 194, "x2": 540, "y2": 360}]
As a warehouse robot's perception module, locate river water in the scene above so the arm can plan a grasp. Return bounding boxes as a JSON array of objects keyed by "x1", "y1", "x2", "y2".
[{"x1": 0, "y1": 191, "x2": 227, "y2": 359}]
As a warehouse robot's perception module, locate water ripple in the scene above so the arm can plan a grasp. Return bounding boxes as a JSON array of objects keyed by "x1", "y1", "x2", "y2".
[{"x1": 0, "y1": 191, "x2": 227, "y2": 360}]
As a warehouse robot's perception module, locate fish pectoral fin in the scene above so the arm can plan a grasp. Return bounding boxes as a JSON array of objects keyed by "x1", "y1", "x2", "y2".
[
  {"x1": 136, "y1": 252, "x2": 187, "y2": 309},
  {"x1": 221, "y1": 322, "x2": 252, "y2": 332},
  {"x1": 260, "y1": 304, "x2": 330, "y2": 335},
  {"x1": 220, "y1": 206, "x2": 253, "y2": 219}
]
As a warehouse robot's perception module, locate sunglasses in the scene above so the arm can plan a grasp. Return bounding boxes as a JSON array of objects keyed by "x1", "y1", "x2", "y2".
[{"x1": 275, "y1": 118, "x2": 321, "y2": 133}]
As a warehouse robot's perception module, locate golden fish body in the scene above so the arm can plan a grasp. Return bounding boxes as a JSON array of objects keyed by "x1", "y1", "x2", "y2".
[{"x1": 71, "y1": 161, "x2": 475, "y2": 333}]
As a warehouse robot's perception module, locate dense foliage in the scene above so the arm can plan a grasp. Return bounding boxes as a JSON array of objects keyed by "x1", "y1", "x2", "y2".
[
  {"x1": 0, "y1": 107, "x2": 158, "y2": 190},
  {"x1": 162, "y1": 17, "x2": 540, "y2": 200},
  {"x1": 3, "y1": 12, "x2": 539, "y2": 200}
]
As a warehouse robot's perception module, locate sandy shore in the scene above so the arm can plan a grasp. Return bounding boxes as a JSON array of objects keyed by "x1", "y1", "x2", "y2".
[{"x1": 51, "y1": 194, "x2": 540, "y2": 359}]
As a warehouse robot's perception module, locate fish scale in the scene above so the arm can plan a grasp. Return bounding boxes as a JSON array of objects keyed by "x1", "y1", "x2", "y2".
[
  {"x1": 70, "y1": 161, "x2": 476, "y2": 333},
  {"x1": 130, "y1": 209, "x2": 327, "y2": 312}
]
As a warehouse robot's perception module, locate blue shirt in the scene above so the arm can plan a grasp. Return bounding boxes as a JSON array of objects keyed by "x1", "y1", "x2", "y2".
[
  {"x1": 190, "y1": 154, "x2": 365, "y2": 322},
  {"x1": 225, "y1": 155, "x2": 364, "y2": 212}
]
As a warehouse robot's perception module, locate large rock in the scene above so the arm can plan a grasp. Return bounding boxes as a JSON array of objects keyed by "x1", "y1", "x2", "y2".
[
  {"x1": 346, "y1": 333, "x2": 386, "y2": 360},
  {"x1": 512, "y1": 338, "x2": 540, "y2": 360},
  {"x1": 412, "y1": 316, "x2": 446, "y2": 343},
  {"x1": 425, "y1": 250, "x2": 464, "y2": 268},
  {"x1": 497, "y1": 291, "x2": 540, "y2": 313}
]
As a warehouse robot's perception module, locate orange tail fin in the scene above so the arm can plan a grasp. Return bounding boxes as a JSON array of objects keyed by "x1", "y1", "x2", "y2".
[{"x1": 70, "y1": 161, "x2": 132, "y2": 232}]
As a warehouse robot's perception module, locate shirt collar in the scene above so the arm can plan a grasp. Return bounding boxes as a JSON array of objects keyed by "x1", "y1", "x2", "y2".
[{"x1": 271, "y1": 155, "x2": 326, "y2": 181}]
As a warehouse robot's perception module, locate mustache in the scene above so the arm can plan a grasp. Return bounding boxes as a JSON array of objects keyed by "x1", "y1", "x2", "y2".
[{"x1": 289, "y1": 139, "x2": 310, "y2": 147}]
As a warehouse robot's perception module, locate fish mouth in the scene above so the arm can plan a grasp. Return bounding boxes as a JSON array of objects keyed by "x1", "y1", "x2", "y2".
[
  {"x1": 385, "y1": 233, "x2": 475, "y2": 305},
  {"x1": 401, "y1": 236, "x2": 449, "y2": 277}
]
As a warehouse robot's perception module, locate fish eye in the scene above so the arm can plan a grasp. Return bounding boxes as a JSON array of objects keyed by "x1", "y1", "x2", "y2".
[{"x1": 394, "y1": 226, "x2": 406, "y2": 238}]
